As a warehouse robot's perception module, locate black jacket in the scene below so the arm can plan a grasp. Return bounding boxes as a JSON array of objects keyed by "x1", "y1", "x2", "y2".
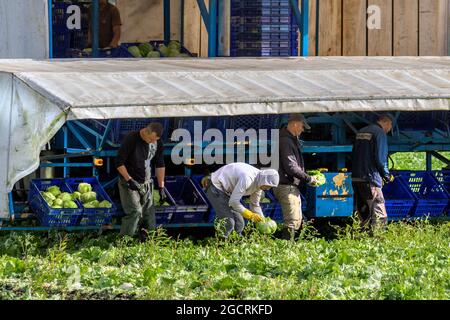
[
  {"x1": 278, "y1": 127, "x2": 312, "y2": 186},
  {"x1": 116, "y1": 131, "x2": 165, "y2": 184},
  {"x1": 352, "y1": 123, "x2": 390, "y2": 188}
]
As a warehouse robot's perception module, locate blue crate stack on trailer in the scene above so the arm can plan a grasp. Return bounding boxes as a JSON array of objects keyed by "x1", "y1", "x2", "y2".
[{"x1": 230, "y1": 0, "x2": 299, "y2": 57}]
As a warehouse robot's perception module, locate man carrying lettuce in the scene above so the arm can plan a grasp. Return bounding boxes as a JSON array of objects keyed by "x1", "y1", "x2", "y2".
[
  {"x1": 116, "y1": 122, "x2": 167, "y2": 240},
  {"x1": 274, "y1": 114, "x2": 318, "y2": 241}
]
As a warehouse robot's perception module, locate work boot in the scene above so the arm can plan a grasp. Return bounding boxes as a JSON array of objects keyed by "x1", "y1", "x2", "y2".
[
  {"x1": 281, "y1": 227, "x2": 295, "y2": 241},
  {"x1": 138, "y1": 228, "x2": 149, "y2": 243}
]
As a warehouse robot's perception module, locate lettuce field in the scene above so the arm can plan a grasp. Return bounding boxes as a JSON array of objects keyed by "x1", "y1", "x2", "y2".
[
  {"x1": 0, "y1": 220, "x2": 449, "y2": 300},
  {"x1": 0, "y1": 151, "x2": 449, "y2": 300}
]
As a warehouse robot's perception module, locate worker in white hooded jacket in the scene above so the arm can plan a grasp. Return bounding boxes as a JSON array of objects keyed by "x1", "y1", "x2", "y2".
[{"x1": 204, "y1": 163, "x2": 280, "y2": 237}]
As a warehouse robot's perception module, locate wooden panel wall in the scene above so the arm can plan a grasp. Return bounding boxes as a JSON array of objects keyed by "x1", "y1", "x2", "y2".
[
  {"x1": 368, "y1": 0, "x2": 393, "y2": 56},
  {"x1": 343, "y1": 0, "x2": 367, "y2": 55},
  {"x1": 179, "y1": 0, "x2": 448, "y2": 57},
  {"x1": 183, "y1": 0, "x2": 201, "y2": 57},
  {"x1": 318, "y1": 0, "x2": 342, "y2": 55},
  {"x1": 393, "y1": 0, "x2": 419, "y2": 56},
  {"x1": 419, "y1": 0, "x2": 448, "y2": 56}
]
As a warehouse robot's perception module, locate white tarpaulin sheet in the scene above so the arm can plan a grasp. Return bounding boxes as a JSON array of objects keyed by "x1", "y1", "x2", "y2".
[{"x1": 0, "y1": 56, "x2": 449, "y2": 218}]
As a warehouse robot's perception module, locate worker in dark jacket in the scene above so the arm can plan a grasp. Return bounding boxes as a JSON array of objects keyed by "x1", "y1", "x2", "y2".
[
  {"x1": 116, "y1": 122, "x2": 167, "y2": 239},
  {"x1": 88, "y1": 0, "x2": 122, "y2": 49},
  {"x1": 274, "y1": 114, "x2": 318, "y2": 241},
  {"x1": 352, "y1": 114, "x2": 394, "y2": 232}
]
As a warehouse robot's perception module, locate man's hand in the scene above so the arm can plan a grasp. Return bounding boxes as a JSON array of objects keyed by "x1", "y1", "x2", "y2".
[
  {"x1": 308, "y1": 176, "x2": 319, "y2": 187},
  {"x1": 159, "y1": 187, "x2": 167, "y2": 203},
  {"x1": 201, "y1": 176, "x2": 211, "y2": 189},
  {"x1": 242, "y1": 209, "x2": 263, "y2": 223},
  {"x1": 383, "y1": 174, "x2": 395, "y2": 185},
  {"x1": 126, "y1": 178, "x2": 140, "y2": 191}
]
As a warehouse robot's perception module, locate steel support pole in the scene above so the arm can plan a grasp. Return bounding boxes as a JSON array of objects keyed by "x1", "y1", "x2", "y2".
[
  {"x1": 92, "y1": 0, "x2": 100, "y2": 57},
  {"x1": 48, "y1": 0, "x2": 53, "y2": 59},
  {"x1": 164, "y1": 0, "x2": 171, "y2": 43},
  {"x1": 208, "y1": 0, "x2": 218, "y2": 57}
]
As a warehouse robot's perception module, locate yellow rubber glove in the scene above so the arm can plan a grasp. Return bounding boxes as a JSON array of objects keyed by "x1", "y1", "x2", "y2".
[{"x1": 242, "y1": 209, "x2": 263, "y2": 223}]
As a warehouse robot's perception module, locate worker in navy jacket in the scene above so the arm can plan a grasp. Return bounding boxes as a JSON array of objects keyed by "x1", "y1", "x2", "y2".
[{"x1": 351, "y1": 114, "x2": 395, "y2": 232}]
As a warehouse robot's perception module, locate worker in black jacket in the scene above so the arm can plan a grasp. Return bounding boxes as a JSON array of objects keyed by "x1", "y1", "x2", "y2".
[
  {"x1": 352, "y1": 114, "x2": 394, "y2": 232},
  {"x1": 116, "y1": 122, "x2": 167, "y2": 239},
  {"x1": 274, "y1": 114, "x2": 318, "y2": 241}
]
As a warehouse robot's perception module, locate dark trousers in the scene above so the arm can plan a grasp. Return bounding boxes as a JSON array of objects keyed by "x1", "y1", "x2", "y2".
[
  {"x1": 118, "y1": 177, "x2": 156, "y2": 237},
  {"x1": 352, "y1": 181, "x2": 387, "y2": 232},
  {"x1": 206, "y1": 184, "x2": 245, "y2": 237}
]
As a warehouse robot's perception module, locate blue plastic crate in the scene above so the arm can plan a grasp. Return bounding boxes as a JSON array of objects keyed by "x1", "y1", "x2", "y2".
[
  {"x1": 241, "y1": 189, "x2": 279, "y2": 218},
  {"x1": 154, "y1": 185, "x2": 177, "y2": 225},
  {"x1": 53, "y1": 29, "x2": 71, "y2": 58},
  {"x1": 28, "y1": 179, "x2": 84, "y2": 227},
  {"x1": 164, "y1": 177, "x2": 209, "y2": 223},
  {"x1": 191, "y1": 175, "x2": 215, "y2": 223},
  {"x1": 231, "y1": 23, "x2": 296, "y2": 34},
  {"x1": 115, "y1": 118, "x2": 171, "y2": 143},
  {"x1": 65, "y1": 177, "x2": 117, "y2": 226},
  {"x1": 53, "y1": 2, "x2": 70, "y2": 29},
  {"x1": 230, "y1": 115, "x2": 281, "y2": 131},
  {"x1": 232, "y1": 32, "x2": 292, "y2": 42},
  {"x1": 173, "y1": 117, "x2": 228, "y2": 137},
  {"x1": 231, "y1": 0, "x2": 291, "y2": 9},
  {"x1": 233, "y1": 40, "x2": 293, "y2": 50},
  {"x1": 431, "y1": 170, "x2": 450, "y2": 214},
  {"x1": 382, "y1": 175, "x2": 416, "y2": 219},
  {"x1": 71, "y1": 29, "x2": 88, "y2": 49},
  {"x1": 230, "y1": 47, "x2": 297, "y2": 57},
  {"x1": 395, "y1": 171, "x2": 450, "y2": 217}
]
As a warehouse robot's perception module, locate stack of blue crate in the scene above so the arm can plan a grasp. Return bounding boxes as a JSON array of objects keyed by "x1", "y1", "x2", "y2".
[
  {"x1": 230, "y1": 0, "x2": 299, "y2": 57},
  {"x1": 52, "y1": 2, "x2": 72, "y2": 58},
  {"x1": 70, "y1": 2, "x2": 90, "y2": 51}
]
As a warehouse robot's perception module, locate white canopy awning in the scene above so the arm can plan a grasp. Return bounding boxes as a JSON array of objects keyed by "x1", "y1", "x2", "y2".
[{"x1": 0, "y1": 56, "x2": 449, "y2": 217}]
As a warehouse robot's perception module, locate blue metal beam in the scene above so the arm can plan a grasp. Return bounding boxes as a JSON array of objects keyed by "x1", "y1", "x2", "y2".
[
  {"x1": 208, "y1": 0, "x2": 218, "y2": 57},
  {"x1": 63, "y1": 126, "x2": 69, "y2": 177},
  {"x1": 301, "y1": 0, "x2": 309, "y2": 56},
  {"x1": 99, "y1": 120, "x2": 113, "y2": 150},
  {"x1": 8, "y1": 193, "x2": 14, "y2": 219},
  {"x1": 40, "y1": 163, "x2": 94, "y2": 168},
  {"x1": 289, "y1": 0, "x2": 307, "y2": 56},
  {"x1": 164, "y1": 0, "x2": 171, "y2": 43},
  {"x1": 92, "y1": 0, "x2": 100, "y2": 57},
  {"x1": 48, "y1": 0, "x2": 53, "y2": 59},
  {"x1": 196, "y1": 0, "x2": 210, "y2": 32},
  {"x1": 66, "y1": 122, "x2": 93, "y2": 150},
  {"x1": 426, "y1": 152, "x2": 432, "y2": 171}
]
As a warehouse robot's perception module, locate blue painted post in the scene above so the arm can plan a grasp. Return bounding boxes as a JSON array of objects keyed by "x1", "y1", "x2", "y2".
[
  {"x1": 8, "y1": 193, "x2": 14, "y2": 220},
  {"x1": 196, "y1": 0, "x2": 210, "y2": 33},
  {"x1": 92, "y1": 0, "x2": 100, "y2": 57},
  {"x1": 426, "y1": 152, "x2": 432, "y2": 171},
  {"x1": 63, "y1": 126, "x2": 69, "y2": 177},
  {"x1": 48, "y1": 0, "x2": 53, "y2": 59},
  {"x1": 315, "y1": 0, "x2": 319, "y2": 55},
  {"x1": 164, "y1": 0, "x2": 171, "y2": 43},
  {"x1": 301, "y1": 0, "x2": 309, "y2": 56},
  {"x1": 208, "y1": 0, "x2": 218, "y2": 57}
]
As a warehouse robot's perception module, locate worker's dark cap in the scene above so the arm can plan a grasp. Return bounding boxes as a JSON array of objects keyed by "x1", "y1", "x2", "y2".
[{"x1": 288, "y1": 114, "x2": 311, "y2": 130}]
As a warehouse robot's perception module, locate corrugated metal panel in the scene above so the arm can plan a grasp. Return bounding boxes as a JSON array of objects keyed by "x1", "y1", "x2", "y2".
[{"x1": 0, "y1": 0, "x2": 49, "y2": 59}]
